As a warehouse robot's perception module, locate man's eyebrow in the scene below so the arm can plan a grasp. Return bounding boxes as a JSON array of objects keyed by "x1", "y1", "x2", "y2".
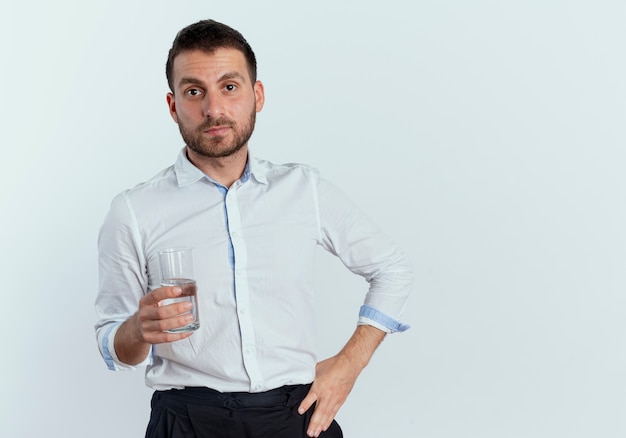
[
  {"x1": 177, "y1": 76, "x2": 204, "y2": 88},
  {"x1": 219, "y1": 71, "x2": 247, "y2": 83},
  {"x1": 177, "y1": 71, "x2": 247, "y2": 89}
]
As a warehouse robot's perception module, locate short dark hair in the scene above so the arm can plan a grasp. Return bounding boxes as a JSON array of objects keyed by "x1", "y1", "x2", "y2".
[{"x1": 166, "y1": 19, "x2": 257, "y2": 92}]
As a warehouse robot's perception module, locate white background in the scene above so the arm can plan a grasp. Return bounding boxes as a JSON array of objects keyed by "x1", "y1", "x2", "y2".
[{"x1": 2, "y1": 1, "x2": 625, "y2": 437}]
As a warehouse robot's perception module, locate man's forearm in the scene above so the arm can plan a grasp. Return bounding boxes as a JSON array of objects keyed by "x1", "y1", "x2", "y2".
[
  {"x1": 337, "y1": 324, "x2": 387, "y2": 370},
  {"x1": 114, "y1": 314, "x2": 152, "y2": 366}
]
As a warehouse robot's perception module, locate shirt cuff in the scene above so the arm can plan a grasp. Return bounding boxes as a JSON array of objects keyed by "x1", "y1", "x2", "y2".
[
  {"x1": 101, "y1": 322, "x2": 150, "y2": 371},
  {"x1": 358, "y1": 304, "x2": 410, "y2": 333}
]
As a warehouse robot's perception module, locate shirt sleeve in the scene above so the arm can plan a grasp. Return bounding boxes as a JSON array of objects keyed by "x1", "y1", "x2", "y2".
[
  {"x1": 94, "y1": 191, "x2": 151, "y2": 370},
  {"x1": 314, "y1": 176, "x2": 414, "y2": 333}
]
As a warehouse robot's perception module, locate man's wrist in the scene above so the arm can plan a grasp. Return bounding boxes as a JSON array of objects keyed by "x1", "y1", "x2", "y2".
[{"x1": 338, "y1": 325, "x2": 386, "y2": 370}]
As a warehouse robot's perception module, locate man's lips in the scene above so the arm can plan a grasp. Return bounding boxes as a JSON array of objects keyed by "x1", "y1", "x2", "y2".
[{"x1": 203, "y1": 126, "x2": 230, "y2": 136}]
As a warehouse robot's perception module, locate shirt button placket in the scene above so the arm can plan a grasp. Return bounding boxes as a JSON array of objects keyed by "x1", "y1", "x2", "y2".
[{"x1": 225, "y1": 185, "x2": 264, "y2": 391}]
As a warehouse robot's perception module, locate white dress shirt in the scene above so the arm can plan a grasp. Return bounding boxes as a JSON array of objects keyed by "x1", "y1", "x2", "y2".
[{"x1": 95, "y1": 149, "x2": 413, "y2": 392}]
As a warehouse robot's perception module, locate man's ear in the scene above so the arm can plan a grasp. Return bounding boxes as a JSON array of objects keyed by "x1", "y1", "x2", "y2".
[
  {"x1": 254, "y1": 80, "x2": 265, "y2": 113},
  {"x1": 166, "y1": 92, "x2": 179, "y2": 123}
]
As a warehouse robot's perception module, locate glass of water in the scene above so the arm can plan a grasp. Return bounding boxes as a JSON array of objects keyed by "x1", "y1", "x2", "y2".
[{"x1": 158, "y1": 247, "x2": 200, "y2": 333}]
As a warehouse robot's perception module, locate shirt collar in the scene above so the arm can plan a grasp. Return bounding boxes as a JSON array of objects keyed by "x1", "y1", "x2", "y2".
[
  {"x1": 174, "y1": 147, "x2": 268, "y2": 187},
  {"x1": 174, "y1": 148, "x2": 206, "y2": 186},
  {"x1": 247, "y1": 153, "x2": 268, "y2": 185}
]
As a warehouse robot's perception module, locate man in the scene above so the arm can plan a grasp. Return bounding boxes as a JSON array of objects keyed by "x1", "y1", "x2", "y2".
[{"x1": 95, "y1": 19, "x2": 413, "y2": 438}]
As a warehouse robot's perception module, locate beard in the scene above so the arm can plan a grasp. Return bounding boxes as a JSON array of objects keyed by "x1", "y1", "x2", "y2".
[{"x1": 178, "y1": 109, "x2": 256, "y2": 158}]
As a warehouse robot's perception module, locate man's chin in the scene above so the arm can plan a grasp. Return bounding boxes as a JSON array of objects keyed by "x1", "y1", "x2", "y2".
[{"x1": 187, "y1": 143, "x2": 245, "y2": 159}]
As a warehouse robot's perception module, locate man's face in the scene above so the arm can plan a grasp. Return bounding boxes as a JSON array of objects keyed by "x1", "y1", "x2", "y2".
[{"x1": 167, "y1": 48, "x2": 264, "y2": 158}]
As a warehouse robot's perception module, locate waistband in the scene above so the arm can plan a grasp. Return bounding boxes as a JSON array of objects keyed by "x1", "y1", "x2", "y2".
[{"x1": 155, "y1": 384, "x2": 311, "y2": 409}]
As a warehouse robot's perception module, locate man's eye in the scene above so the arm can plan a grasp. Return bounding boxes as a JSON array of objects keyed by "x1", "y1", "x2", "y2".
[
  {"x1": 225, "y1": 84, "x2": 237, "y2": 92},
  {"x1": 187, "y1": 88, "x2": 202, "y2": 97}
]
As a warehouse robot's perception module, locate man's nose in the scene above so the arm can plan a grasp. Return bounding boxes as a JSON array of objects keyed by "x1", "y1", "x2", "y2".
[{"x1": 202, "y1": 92, "x2": 225, "y2": 118}]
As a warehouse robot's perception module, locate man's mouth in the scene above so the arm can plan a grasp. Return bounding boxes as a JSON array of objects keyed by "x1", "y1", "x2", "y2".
[{"x1": 203, "y1": 126, "x2": 231, "y2": 136}]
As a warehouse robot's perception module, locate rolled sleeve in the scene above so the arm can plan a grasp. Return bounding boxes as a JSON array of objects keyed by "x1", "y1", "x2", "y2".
[
  {"x1": 358, "y1": 304, "x2": 410, "y2": 333},
  {"x1": 95, "y1": 191, "x2": 149, "y2": 371},
  {"x1": 96, "y1": 322, "x2": 150, "y2": 371},
  {"x1": 315, "y1": 178, "x2": 414, "y2": 330}
]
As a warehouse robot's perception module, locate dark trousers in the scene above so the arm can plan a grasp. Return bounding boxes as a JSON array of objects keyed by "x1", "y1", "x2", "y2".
[{"x1": 145, "y1": 384, "x2": 343, "y2": 438}]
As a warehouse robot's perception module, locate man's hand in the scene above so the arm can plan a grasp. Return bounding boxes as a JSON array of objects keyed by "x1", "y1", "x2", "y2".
[
  {"x1": 297, "y1": 354, "x2": 359, "y2": 437},
  {"x1": 135, "y1": 286, "x2": 196, "y2": 342},
  {"x1": 298, "y1": 325, "x2": 386, "y2": 437},
  {"x1": 114, "y1": 286, "x2": 194, "y2": 365}
]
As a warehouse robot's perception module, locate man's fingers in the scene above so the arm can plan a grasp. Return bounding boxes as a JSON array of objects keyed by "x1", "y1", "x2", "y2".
[
  {"x1": 135, "y1": 286, "x2": 195, "y2": 342},
  {"x1": 140, "y1": 309, "x2": 194, "y2": 343},
  {"x1": 298, "y1": 389, "x2": 318, "y2": 415},
  {"x1": 143, "y1": 311, "x2": 194, "y2": 333},
  {"x1": 143, "y1": 327, "x2": 193, "y2": 344},
  {"x1": 306, "y1": 398, "x2": 339, "y2": 437},
  {"x1": 142, "y1": 286, "x2": 183, "y2": 306},
  {"x1": 298, "y1": 385, "x2": 342, "y2": 437},
  {"x1": 150, "y1": 299, "x2": 193, "y2": 320},
  {"x1": 139, "y1": 287, "x2": 191, "y2": 322}
]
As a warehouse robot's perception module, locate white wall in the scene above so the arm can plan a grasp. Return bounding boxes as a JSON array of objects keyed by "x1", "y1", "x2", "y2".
[{"x1": 2, "y1": 1, "x2": 625, "y2": 437}]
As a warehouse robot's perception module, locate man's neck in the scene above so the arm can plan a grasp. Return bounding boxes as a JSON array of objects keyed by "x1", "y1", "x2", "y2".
[{"x1": 186, "y1": 146, "x2": 248, "y2": 188}]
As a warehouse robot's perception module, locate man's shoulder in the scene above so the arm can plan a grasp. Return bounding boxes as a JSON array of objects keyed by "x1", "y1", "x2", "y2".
[
  {"x1": 251, "y1": 156, "x2": 320, "y2": 180},
  {"x1": 113, "y1": 164, "x2": 176, "y2": 202}
]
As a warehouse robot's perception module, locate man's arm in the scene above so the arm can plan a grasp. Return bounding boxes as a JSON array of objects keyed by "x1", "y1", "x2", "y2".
[
  {"x1": 298, "y1": 324, "x2": 387, "y2": 438},
  {"x1": 299, "y1": 176, "x2": 413, "y2": 437},
  {"x1": 114, "y1": 286, "x2": 195, "y2": 365}
]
